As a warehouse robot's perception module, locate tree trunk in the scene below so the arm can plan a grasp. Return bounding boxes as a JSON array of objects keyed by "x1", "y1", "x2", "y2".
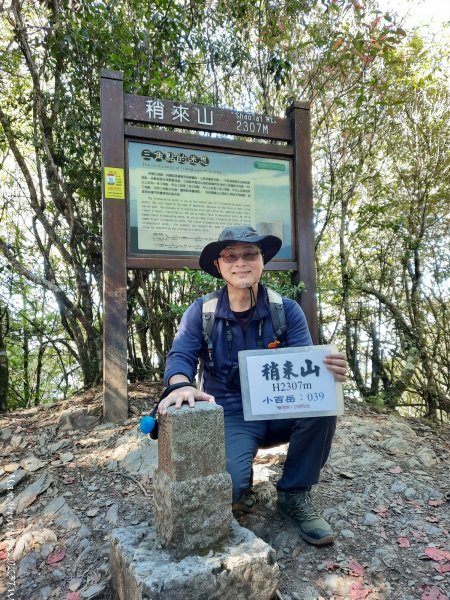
[
  {"x1": 369, "y1": 321, "x2": 381, "y2": 396},
  {"x1": 34, "y1": 343, "x2": 45, "y2": 406},
  {"x1": 0, "y1": 323, "x2": 8, "y2": 412},
  {"x1": 23, "y1": 327, "x2": 31, "y2": 408}
]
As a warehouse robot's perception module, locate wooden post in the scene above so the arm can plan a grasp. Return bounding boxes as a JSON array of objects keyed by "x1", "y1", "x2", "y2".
[
  {"x1": 100, "y1": 69, "x2": 128, "y2": 422},
  {"x1": 287, "y1": 102, "x2": 319, "y2": 343}
]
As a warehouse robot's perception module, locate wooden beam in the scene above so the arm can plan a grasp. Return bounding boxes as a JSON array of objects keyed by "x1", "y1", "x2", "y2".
[{"x1": 124, "y1": 95, "x2": 294, "y2": 141}]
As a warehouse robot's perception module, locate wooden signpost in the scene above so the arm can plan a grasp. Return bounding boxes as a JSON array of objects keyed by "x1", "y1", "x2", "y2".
[{"x1": 100, "y1": 69, "x2": 318, "y2": 422}]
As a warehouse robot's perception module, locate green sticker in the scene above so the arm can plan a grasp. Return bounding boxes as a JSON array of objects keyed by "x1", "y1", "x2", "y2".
[{"x1": 253, "y1": 161, "x2": 285, "y2": 171}]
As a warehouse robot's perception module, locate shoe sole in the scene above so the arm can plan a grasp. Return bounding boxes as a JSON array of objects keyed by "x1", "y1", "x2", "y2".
[{"x1": 277, "y1": 505, "x2": 334, "y2": 546}]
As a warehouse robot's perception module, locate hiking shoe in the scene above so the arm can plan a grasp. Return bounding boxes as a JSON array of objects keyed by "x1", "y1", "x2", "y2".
[
  {"x1": 277, "y1": 490, "x2": 334, "y2": 546},
  {"x1": 232, "y1": 488, "x2": 256, "y2": 513}
]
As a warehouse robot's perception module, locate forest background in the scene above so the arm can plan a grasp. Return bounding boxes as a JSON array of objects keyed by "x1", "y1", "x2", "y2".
[{"x1": 0, "y1": 0, "x2": 448, "y2": 422}]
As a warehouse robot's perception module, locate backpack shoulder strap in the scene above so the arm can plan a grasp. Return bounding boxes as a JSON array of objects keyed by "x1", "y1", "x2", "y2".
[
  {"x1": 201, "y1": 290, "x2": 220, "y2": 370},
  {"x1": 266, "y1": 287, "x2": 287, "y2": 345}
]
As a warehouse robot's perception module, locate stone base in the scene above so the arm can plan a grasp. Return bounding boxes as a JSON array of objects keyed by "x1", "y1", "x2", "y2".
[
  {"x1": 110, "y1": 521, "x2": 279, "y2": 600},
  {"x1": 153, "y1": 469, "x2": 232, "y2": 556}
]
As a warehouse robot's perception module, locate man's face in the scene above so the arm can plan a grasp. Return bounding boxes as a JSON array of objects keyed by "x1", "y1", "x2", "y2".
[{"x1": 214, "y1": 242, "x2": 263, "y2": 288}]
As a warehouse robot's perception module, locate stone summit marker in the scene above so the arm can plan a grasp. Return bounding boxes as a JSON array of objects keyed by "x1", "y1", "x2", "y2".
[{"x1": 110, "y1": 402, "x2": 279, "y2": 599}]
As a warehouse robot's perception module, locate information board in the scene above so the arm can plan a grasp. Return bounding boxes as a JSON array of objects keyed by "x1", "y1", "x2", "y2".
[
  {"x1": 239, "y1": 345, "x2": 344, "y2": 420},
  {"x1": 127, "y1": 141, "x2": 293, "y2": 259},
  {"x1": 101, "y1": 71, "x2": 317, "y2": 423}
]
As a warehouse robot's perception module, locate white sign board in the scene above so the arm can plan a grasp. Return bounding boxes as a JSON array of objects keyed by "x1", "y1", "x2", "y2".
[{"x1": 238, "y1": 344, "x2": 344, "y2": 421}]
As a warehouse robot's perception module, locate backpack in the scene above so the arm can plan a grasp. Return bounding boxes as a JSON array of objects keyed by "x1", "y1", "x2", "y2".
[{"x1": 200, "y1": 287, "x2": 287, "y2": 377}]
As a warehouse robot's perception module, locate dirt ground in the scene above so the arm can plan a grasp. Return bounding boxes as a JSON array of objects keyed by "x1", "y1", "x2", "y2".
[{"x1": 0, "y1": 383, "x2": 449, "y2": 600}]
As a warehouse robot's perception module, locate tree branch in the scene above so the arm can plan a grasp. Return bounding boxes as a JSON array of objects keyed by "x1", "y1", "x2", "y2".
[{"x1": 0, "y1": 237, "x2": 94, "y2": 336}]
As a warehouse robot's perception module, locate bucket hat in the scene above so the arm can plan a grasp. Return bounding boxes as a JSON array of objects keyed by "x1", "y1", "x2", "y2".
[{"x1": 199, "y1": 225, "x2": 282, "y2": 279}]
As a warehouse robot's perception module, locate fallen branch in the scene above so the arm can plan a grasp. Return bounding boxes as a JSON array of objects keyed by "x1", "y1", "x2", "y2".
[{"x1": 117, "y1": 472, "x2": 149, "y2": 497}]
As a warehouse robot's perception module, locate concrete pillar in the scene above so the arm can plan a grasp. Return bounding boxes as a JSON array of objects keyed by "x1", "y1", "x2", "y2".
[{"x1": 153, "y1": 402, "x2": 232, "y2": 556}]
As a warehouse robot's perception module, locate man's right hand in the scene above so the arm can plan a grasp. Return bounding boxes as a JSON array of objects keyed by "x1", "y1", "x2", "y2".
[{"x1": 157, "y1": 386, "x2": 215, "y2": 415}]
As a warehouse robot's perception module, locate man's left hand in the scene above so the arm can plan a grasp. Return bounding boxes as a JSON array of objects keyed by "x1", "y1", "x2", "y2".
[{"x1": 323, "y1": 353, "x2": 348, "y2": 382}]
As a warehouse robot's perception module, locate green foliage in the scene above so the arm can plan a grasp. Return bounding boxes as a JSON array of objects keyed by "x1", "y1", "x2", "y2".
[
  {"x1": 310, "y1": 30, "x2": 450, "y2": 420},
  {"x1": 166, "y1": 269, "x2": 219, "y2": 317},
  {"x1": 365, "y1": 394, "x2": 385, "y2": 408},
  {"x1": 262, "y1": 272, "x2": 305, "y2": 300}
]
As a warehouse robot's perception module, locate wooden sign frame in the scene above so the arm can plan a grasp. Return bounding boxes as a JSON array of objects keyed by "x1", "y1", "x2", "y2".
[{"x1": 100, "y1": 69, "x2": 317, "y2": 422}]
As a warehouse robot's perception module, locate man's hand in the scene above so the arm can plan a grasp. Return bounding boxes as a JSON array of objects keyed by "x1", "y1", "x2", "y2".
[
  {"x1": 158, "y1": 386, "x2": 215, "y2": 415},
  {"x1": 323, "y1": 353, "x2": 348, "y2": 382}
]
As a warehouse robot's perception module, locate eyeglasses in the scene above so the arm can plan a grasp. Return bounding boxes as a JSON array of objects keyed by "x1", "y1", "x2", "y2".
[{"x1": 218, "y1": 250, "x2": 262, "y2": 263}]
